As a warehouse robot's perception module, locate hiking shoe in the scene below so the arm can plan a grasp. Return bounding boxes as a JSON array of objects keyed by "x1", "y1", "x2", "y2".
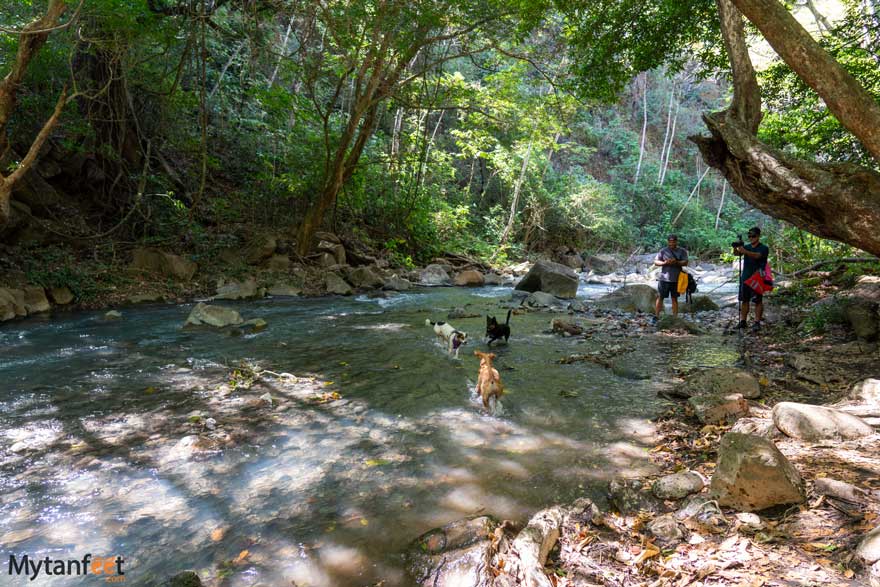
[
  {"x1": 735, "y1": 320, "x2": 747, "y2": 329},
  {"x1": 751, "y1": 320, "x2": 762, "y2": 332}
]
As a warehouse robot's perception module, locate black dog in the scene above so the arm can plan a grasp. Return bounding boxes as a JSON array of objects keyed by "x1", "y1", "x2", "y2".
[{"x1": 485, "y1": 310, "x2": 512, "y2": 346}]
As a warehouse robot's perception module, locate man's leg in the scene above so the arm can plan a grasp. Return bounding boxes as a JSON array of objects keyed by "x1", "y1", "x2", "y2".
[
  {"x1": 671, "y1": 296, "x2": 679, "y2": 317},
  {"x1": 755, "y1": 300, "x2": 763, "y2": 322},
  {"x1": 655, "y1": 283, "x2": 664, "y2": 317}
]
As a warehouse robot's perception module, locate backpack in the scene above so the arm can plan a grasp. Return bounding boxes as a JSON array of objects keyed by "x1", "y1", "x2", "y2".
[{"x1": 679, "y1": 268, "x2": 698, "y2": 304}]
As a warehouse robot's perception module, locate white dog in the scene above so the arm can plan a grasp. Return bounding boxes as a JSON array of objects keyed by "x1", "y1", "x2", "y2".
[{"x1": 425, "y1": 319, "x2": 468, "y2": 358}]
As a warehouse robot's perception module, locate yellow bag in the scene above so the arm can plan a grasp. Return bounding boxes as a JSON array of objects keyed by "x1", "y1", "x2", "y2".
[{"x1": 677, "y1": 271, "x2": 688, "y2": 294}]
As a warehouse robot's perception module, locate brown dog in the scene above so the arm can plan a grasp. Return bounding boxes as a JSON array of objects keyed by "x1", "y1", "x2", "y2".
[{"x1": 474, "y1": 350, "x2": 504, "y2": 410}]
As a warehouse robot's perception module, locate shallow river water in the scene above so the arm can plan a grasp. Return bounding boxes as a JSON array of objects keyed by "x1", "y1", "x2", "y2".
[{"x1": 0, "y1": 284, "x2": 740, "y2": 586}]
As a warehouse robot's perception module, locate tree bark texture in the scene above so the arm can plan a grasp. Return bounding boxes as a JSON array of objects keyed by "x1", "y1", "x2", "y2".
[{"x1": 731, "y1": 0, "x2": 880, "y2": 162}]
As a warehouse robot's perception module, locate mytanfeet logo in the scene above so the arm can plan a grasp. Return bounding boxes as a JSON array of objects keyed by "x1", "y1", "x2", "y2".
[{"x1": 7, "y1": 554, "x2": 125, "y2": 582}]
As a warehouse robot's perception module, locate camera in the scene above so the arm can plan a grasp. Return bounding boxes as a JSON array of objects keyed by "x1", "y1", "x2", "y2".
[{"x1": 731, "y1": 235, "x2": 744, "y2": 249}]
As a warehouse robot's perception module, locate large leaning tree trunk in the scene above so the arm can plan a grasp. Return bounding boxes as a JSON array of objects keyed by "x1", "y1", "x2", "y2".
[
  {"x1": 690, "y1": 0, "x2": 880, "y2": 256},
  {"x1": 0, "y1": 0, "x2": 69, "y2": 226}
]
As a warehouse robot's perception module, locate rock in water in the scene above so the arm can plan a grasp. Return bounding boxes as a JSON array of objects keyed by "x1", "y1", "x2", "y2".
[
  {"x1": 453, "y1": 270, "x2": 485, "y2": 287},
  {"x1": 184, "y1": 303, "x2": 243, "y2": 328},
  {"x1": 514, "y1": 260, "x2": 578, "y2": 299},
  {"x1": 168, "y1": 570, "x2": 203, "y2": 587},
  {"x1": 406, "y1": 516, "x2": 497, "y2": 587},
  {"x1": 347, "y1": 265, "x2": 384, "y2": 289},
  {"x1": 594, "y1": 284, "x2": 658, "y2": 314},
  {"x1": 710, "y1": 432, "x2": 805, "y2": 512},
  {"x1": 419, "y1": 264, "x2": 451, "y2": 285}
]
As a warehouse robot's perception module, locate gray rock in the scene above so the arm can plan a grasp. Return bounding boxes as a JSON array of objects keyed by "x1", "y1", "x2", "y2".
[
  {"x1": 242, "y1": 318, "x2": 268, "y2": 332},
  {"x1": 561, "y1": 253, "x2": 585, "y2": 271},
  {"x1": 406, "y1": 516, "x2": 496, "y2": 587},
  {"x1": 594, "y1": 284, "x2": 658, "y2": 314},
  {"x1": 267, "y1": 283, "x2": 302, "y2": 296},
  {"x1": 453, "y1": 270, "x2": 485, "y2": 287},
  {"x1": 0, "y1": 288, "x2": 26, "y2": 321},
  {"x1": 184, "y1": 303, "x2": 243, "y2": 328},
  {"x1": 383, "y1": 275, "x2": 412, "y2": 291},
  {"x1": 514, "y1": 260, "x2": 579, "y2": 299},
  {"x1": 652, "y1": 471, "x2": 705, "y2": 500},
  {"x1": 710, "y1": 432, "x2": 805, "y2": 512},
  {"x1": 48, "y1": 286, "x2": 74, "y2": 305},
  {"x1": 420, "y1": 264, "x2": 451, "y2": 286},
  {"x1": 851, "y1": 378, "x2": 880, "y2": 407},
  {"x1": 686, "y1": 367, "x2": 761, "y2": 400},
  {"x1": 857, "y1": 526, "x2": 880, "y2": 565},
  {"x1": 689, "y1": 393, "x2": 749, "y2": 425},
  {"x1": 586, "y1": 253, "x2": 620, "y2": 275},
  {"x1": 348, "y1": 265, "x2": 384, "y2": 289},
  {"x1": 845, "y1": 299, "x2": 879, "y2": 341},
  {"x1": 523, "y1": 291, "x2": 565, "y2": 309},
  {"x1": 648, "y1": 514, "x2": 685, "y2": 544},
  {"x1": 214, "y1": 278, "x2": 263, "y2": 300},
  {"x1": 608, "y1": 479, "x2": 662, "y2": 515},
  {"x1": 483, "y1": 273, "x2": 504, "y2": 285},
  {"x1": 325, "y1": 273, "x2": 353, "y2": 296},
  {"x1": 130, "y1": 247, "x2": 197, "y2": 281},
  {"x1": 318, "y1": 252, "x2": 338, "y2": 268},
  {"x1": 772, "y1": 402, "x2": 875, "y2": 441},
  {"x1": 22, "y1": 286, "x2": 50, "y2": 314},
  {"x1": 731, "y1": 418, "x2": 779, "y2": 439},
  {"x1": 104, "y1": 310, "x2": 123, "y2": 320},
  {"x1": 317, "y1": 240, "x2": 346, "y2": 265},
  {"x1": 128, "y1": 291, "x2": 165, "y2": 304}
]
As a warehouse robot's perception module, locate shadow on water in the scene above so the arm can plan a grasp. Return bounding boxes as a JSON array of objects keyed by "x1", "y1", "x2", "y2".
[{"x1": 0, "y1": 286, "x2": 738, "y2": 586}]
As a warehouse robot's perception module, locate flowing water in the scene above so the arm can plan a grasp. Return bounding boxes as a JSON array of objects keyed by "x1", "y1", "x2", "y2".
[{"x1": 0, "y1": 285, "x2": 740, "y2": 586}]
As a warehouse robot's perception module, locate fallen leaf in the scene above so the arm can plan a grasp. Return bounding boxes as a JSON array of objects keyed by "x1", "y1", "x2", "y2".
[
  {"x1": 210, "y1": 528, "x2": 226, "y2": 542},
  {"x1": 235, "y1": 550, "x2": 249, "y2": 563}
]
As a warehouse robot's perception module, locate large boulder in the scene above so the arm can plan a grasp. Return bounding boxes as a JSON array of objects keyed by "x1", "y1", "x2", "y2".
[
  {"x1": 560, "y1": 253, "x2": 585, "y2": 271},
  {"x1": 484, "y1": 273, "x2": 504, "y2": 285},
  {"x1": 267, "y1": 282, "x2": 302, "y2": 296},
  {"x1": 317, "y1": 239, "x2": 346, "y2": 265},
  {"x1": 0, "y1": 288, "x2": 26, "y2": 321},
  {"x1": 585, "y1": 253, "x2": 620, "y2": 275},
  {"x1": 851, "y1": 378, "x2": 880, "y2": 407},
  {"x1": 857, "y1": 526, "x2": 880, "y2": 565},
  {"x1": 383, "y1": 275, "x2": 412, "y2": 291},
  {"x1": 130, "y1": 248, "x2": 197, "y2": 281},
  {"x1": 406, "y1": 516, "x2": 497, "y2": 587},
  {"x1": 689, "y1": 295, "x2": 719, "y2": 312},
  {"x1": 214, "y1": 278, "x2": 263, "y2": 300},
  {"x1": 453, "y1": 270, "x2": 485, "y2": 287},
  {"x1": 347, "y1": 265, "x2": 384, "y2": 289},
  {"x1": 710, "y1": 432, "x2": 806, "y2": 512},
  {"x1": 772, "y1": 402, "x2": 875, "y2": 441},
  {"x1": 325, "y1": 273, "x2": 353, "y2": 296},
  {"x1": 594, "y1": 284, "x2": 658, "y2": 314},
  {"x1": 48, "y1": 286, "x2": 74, "y2": 305},
  {"x1": 420, "y1": 264, "x2": 451, "y2": 286},
  {"x1": 685, "y1": 367, "x2": 761, "y2": 400},
  {"x1": 22, "y1": 286, "x2": 50, "y2": 314},
  {"x1": 845, "y1": 299, "x2": 879, "y2": 341},
  {"x1": 514, "y1": 260, "x2": 578, "y2": 299},
  {"x1": 689, "y1": 393, "x2": 749, "y2": 425},
  {"x1": 184, "y1": 303, "x2": 243, "y2": 328}
]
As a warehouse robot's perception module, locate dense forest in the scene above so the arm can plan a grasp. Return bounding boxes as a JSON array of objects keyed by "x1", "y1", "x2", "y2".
[{"x1": 2, "y1": 0, "x2": 878, "y2": 283}]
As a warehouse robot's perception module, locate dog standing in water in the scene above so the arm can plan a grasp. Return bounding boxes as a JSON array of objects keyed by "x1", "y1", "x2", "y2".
[
  {"x1": 474, "y1": 350, "x2": 504, "y2": 410},
  {"x1": 425, "y1": 319, "x2": 468, "y2": 358},
  {"x1": 485, "y1": 309, "x2": 512, "y2": 345}
]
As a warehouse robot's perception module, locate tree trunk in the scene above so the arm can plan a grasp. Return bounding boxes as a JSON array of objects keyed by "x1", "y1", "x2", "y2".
[
  {"x1": 496, "y1": 137, "x2": 535, "y2": 251},
  {"x1": 731, "y1": 0, "x2": 880, "y2": 162},
  {"x1": 659, "y1": 100, "x2": 678, "y2": 185},
  {"x1": 658, "y1": 85, "x2": 675, "y2": 183},
  {"x1": 715, "y1": 181, "x2": 727, "y2": 230},
  {"x1": 634, "y1": 73, "x2": 648, "y2": 183}
]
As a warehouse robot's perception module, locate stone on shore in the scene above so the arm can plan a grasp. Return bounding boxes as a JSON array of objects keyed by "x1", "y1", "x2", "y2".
[
  {"x1": 130, "y1": 247, "x2": 197, "y2": 281},
  {"x1": 772, "y1": 402, "x2": 875, "y2": 441},
  {"x1": 689, "y1": 393, "x2": 749, "y2": 425},
  {"x1": 652, "y1": 471, "x2": 705, "y2": 500}
]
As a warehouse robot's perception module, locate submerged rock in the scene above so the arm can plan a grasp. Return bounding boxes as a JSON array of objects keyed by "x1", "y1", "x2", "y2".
[
  {"x1": 184, "y1": 303, "x2": 243, "y2": 328},
  {"x1": 657, "y1": 315, "x2": 706, "y2": 334},
  {"x1": 710, "y1": 432, "x2": 805, "y2": 512},
  {"x1": 406, "y1": 516, "x2": 497, "y2": 587},
  {"x1": 168, "y1": 570, "x2": 203, "y2": 587},
  {"x1": 523, "y1": 291, "x2": 566, "y2": 309}
]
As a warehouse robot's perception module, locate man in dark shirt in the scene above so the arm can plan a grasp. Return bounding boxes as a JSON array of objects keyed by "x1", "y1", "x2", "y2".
[
  {"x1": 735, "y1": 226, "x2": 770, "y2": 331},
  {"x1": 654, "y1": 234, "x2": 688, "y2": 320}
]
